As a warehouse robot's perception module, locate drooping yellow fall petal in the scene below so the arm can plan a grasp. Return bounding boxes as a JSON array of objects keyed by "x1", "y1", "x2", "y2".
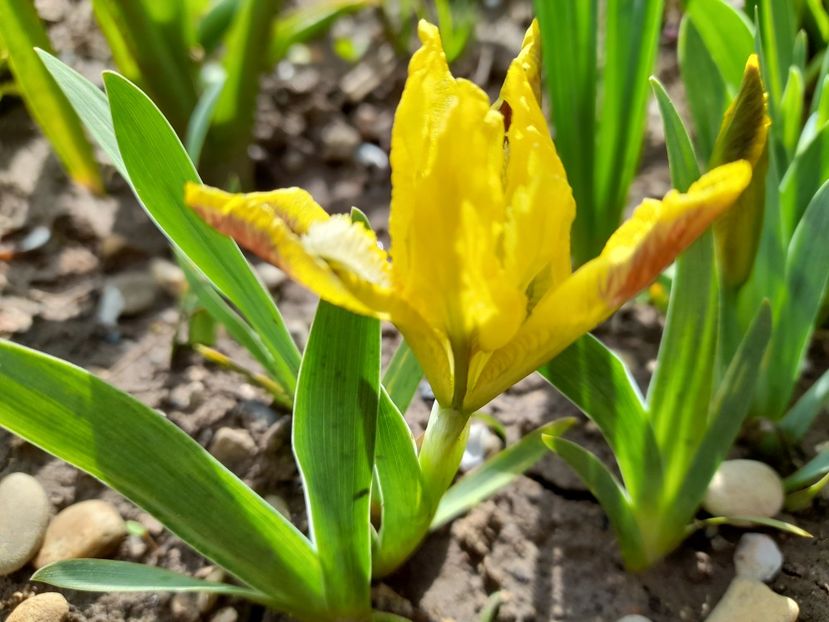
[
  {"x1": 388, "y1": 20, "x2": 525, "y2": 360},
  {"x1": 499, "y1": 18, "x2": 575, "y2": 304},
  {"x1": 465, "y1": 161, "x2": 753, "y2": 411},
  {"x1": 185, "y1": 182, "x2": 393, "y2": 318}
]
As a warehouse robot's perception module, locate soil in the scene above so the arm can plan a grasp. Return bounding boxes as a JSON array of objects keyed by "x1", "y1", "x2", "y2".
[{"x1": 2, "y1": 1, "x2": 829, "y2": 621}]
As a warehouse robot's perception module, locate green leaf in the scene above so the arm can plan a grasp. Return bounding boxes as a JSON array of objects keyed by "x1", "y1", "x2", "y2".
[
  {"x1": 201, "y1": 0, "x2": 280, "y2": 186},
  {"x1": 779, "y1": 367, "x2": 829, "y2": 443},
  {"x1": 270, "y1": 0, "x2": 378, "y2": 64},
  {"x1": 668, "y1": 303, "x2": 772, "y2": 530},
  {"x1": 593, "y1": 0, "x2": 664, "y2": 259},
  {"x1": 538, "y1": 335, "x2": 663, "y2": 509},
  {"x1": 650, "y1": 76, "x2": 702, "y2": 192},
  {"x1": 784, "y1": 449, "x2": 829, "y2": 492},
  {"x1": 432, "y1": 418, "x2": 576, "y2": 530},
  {"x1": 678, "y1": 17, "x2": 730, "y2": 162},
  {"x1": 33, "y1": 560, "x2": 270, "y2": 603},
  {"x1": 90, "y1": 0, "x2": 197, "y2": 134},
  {"x1": 0, "y1": 0, "x2": 102, "y2": 192},
  {"x1": 0, "y1": 340, "x2": 323, "y2": 616},
  {"x1": 103, "y1": 71, "x2": 301, "y2": 394},
  {"x1": 372, "y1": 389, "x2": 426, "y2": 578},
  {"x1": 293, "y1": 301, "x2": 380, "y2": 618},
  {"x1": 785, "y1": 471, "x2": 829, "y2": 511},
  {"x1": 779, "y1": 66, "x2": 805, "y2": 163},
  {"x1": 757, "y1": 0, "x2": 796, "y2": 106},
  {"x1": 185, "y1": 65, "x2": 226, "y2": 166},
  {"x1": 542, "y1": 436, "x2": 646, "y2": 570},
  {"x1": 779, "y1": 122, "x2": 829, "y2": 241},
  {"x1": 690, "y1": 515, "x2": 810, "y2": 538},
  {"x1": 685, "y1": 0, "x2": 754, "y2": 92},
  {"x1": 759, "y1": 182, "x2": 829, "y2": 419},
  {"x1": 382, "y1": 340, "x2": 423, "y2": 414},
  {"x1": 197, "y1": 0, "x2": 240, "y2": 54},
  {"x1": 533, "y1": 0, "x2": 598, "y2": 263}
]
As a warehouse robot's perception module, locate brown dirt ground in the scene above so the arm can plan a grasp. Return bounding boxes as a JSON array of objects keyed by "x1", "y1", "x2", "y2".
[{"x1": 2, "y1": 1, "x2": 829, "y2": 621}]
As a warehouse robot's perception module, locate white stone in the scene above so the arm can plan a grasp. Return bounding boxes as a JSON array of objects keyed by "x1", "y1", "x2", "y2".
[
  {"x1": 210, "y1": 607, "x2": 238, "y2": 622},
  {"x1": 35, "y1": 500, "x2": 127, "y2": 567},
  {"x1": 460, "y1": 421, "x2": 502, "y2": 472},
  {"x1": 150, "y1": 259, "x2": 186, "y2": 297},
  {"x1": 734, "y1": 533, "x2": 783, "y2": 582},
  {"x1": 254, "y1": 263, "x2": 286, "y2": 290},
  {"x1": 617, "y1": 616, "x2": 653, "y2": 622},
  {"x1": 0, "y1": 473, "x2": 51, "y2": 575},
  {"x1": 209, "y1": 427, "x2": 256, "y2": 469},
  {"x1": 705, "y1": 577, "x2": 798, "y2": 621},
  {"x1": 6, "y1": 592, "x2": 69, "y2": 622},
  {"x1": 703, "y1": 460, "x2": 784, "y2": 518}
]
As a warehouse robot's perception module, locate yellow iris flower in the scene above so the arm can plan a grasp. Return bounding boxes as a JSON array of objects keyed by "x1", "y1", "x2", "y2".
[{"x1": 186, "y1": 20, "x2": 751, "y2": 415}]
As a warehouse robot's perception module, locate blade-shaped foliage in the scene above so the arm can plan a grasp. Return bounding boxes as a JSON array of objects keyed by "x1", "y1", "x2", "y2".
[
  {"x1": 293, "y1": 301, "x2": 380, "y2": 618},
  {"x1": 432, "y1": 418, "x2": 576, "y2": 529},
  {"x1": 382, "y1": 340, "x2": 423, "y2": 413},
  {"x1": 538, "y1": 335, "x2": 663, "y2": 509},
  {"x1": 372, "y1": 389, "x2": 425, "y2": 577},
  {"x1": 0, "y1": 0, "x2": 102, "y2": 192},
  {"x1": 779, "y1": 367, "x2": 829, "y2": 443},
  {"x1": 34, "y1": 560, "x2": 270, "y2": 602},
  {"x1": 0, "y1": 340, "x2": 323, "y2": 616},
  {"x1": 102, "y1": 71, "x2": 301, "y2": 393}
]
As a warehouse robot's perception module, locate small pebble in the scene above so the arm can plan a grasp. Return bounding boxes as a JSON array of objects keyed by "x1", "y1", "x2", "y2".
[
  {"x1": 254, "y1": 263, "x2": 286, "y2": 290},
  {"x1": 211, "y1": 607, "x2": 238, "y2": 622},
  {"x1": 196, "y1": 566, "x2": 226, "y2": 613},
  {"x1": 355, "y1": 142, "x2": 389, "y2": 170},
  {"x1": 35, "y1": 500, "x2": 127, "y2": 567},
  {"x1": 320, "y1": 121, "x2": 360, "y2": 162},
  {"x1": 265, "y1": 494, "x2": 292, "y2": 520},
  {"x1": 0, "y1": 473, "x2": 51, "y2": 575},
  {"x1": 6, "y1": 593, "x2": 69, "y2": 622},
  {"x1": 703, "y1": 460, "x2": 784, "y2": 518},
  {"x1": 734, "y1": 533, "x2": 783, "y2": 582},
  {"x1": 150, "y1": 259, "x2": 186, "y2": 297},
  {"x1": 209, "y1": 427, "x2": 257, "y2": 470},
  {"x1": 616, "y1": 616, "x2": 653, "y2": 622},
  {"x1": 705, "y1": 577, "x2": 798, "y2": 621},
  {"x1": 170, "y1": 593, "x2": 199, "y2": 622},
  {"x1": 460, "y1": 422, "x2": 502, "y2": 472}
]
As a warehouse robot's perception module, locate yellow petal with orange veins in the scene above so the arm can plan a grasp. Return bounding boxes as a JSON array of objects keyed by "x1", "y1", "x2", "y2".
[
  {"x1": 464, "y1": 160, "x2": 753, "y2": 411},
  {"x1": 185, "y1": 182, "x2": 392, "y2": 318}
]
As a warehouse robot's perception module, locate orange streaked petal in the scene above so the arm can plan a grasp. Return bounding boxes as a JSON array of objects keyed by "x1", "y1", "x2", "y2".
[
  {"x1": 464, "y1": 160, "x2": 753, "y2": 411},
  {"x1": 185, "y1": 183, "x2": 392, "y2": 318}
]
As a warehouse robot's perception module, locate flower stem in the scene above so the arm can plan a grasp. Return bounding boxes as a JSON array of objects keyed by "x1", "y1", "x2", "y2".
[{"x1": 419, "y1": 402, "x2": 470, "y2": 515}]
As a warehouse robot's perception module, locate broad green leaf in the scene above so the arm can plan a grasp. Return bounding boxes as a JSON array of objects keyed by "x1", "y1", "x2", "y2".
[
  {"x1": 668, "y1": 303, "x2": 772, "y2": 529},
  {"x1": 269, "y1": 0, "x2": 378, "y2": 64},
  {"x1": 534, "y1": 0, "x2": 598, "y2": 263},
  {"x1": 185, "y1": 65, "x2": 226, "y2": 166},
  {"x1": 542, "y1": 436, "x2": 646, "y2": 570},
  {"x1": 34, "y1": 560, "x2": 270, "y2": 603},
  {"x1": 103, "y1": 71, "x2": 301, "y2": 394},
  {"x1": 0, "y1": 340, "x2": 323, "y2": 616},
  {"x1": 784, "y1": 451, "x2": 829, "y2": 493},
  {"x1": 757, "y1": 0, "x2": 796, "y2": 106},
  {"x1": 650, "y1": 77, "x2": 702, "y2": 192},
  {"x1": 372, "y1": 389, "x2": 426, "y2": 578},
  {"x1": 593, "y1": 0, "x2": 663, "y2": 259},
  {"x1": 779, "y1": 367, "x2": 829, "y2": 443},
  {"x1": 759, "y1": 182, "x2": 829, "y2": 419},
  {"x1": 293, "y1": 301, "x2": 379, "y2": 618},
  {"x1": 779, "y1": 123, "x2": 829, "y2": 240},
  {"x1": 678, "y1": 18, "x2": 730, "y2": 162},
  {"x1": 685, "y1": 0, "x2": 754, "y2": 91},
  {"x1": 538, "y1": 334, "x2": 663, "y2": 509},
  {"x1": 382, "y1": 340, "x2": 423, "y2": 413},
  {"x1": 432, "y1": 418, "x2": 576, "y2": 530},
  {"x1": 90, "y1": 0, "x2": 197, "y2": 134},
  {"x1": 201, "y1": 0, "x2": 280, "y2": 186},
  {"x1": 0, "y1": 0, "x2": 102, "y2": 192}
]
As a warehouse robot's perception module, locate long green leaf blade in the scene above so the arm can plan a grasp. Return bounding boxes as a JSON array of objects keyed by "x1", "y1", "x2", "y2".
[
  {"x1": 373, "y1": 389, "x2": 426, "y2": 577},
  {"x1": 432, "y1": 418, "x2": 576, "y2": 530},
  {"x1": 0, "y1": 340, "x2": 323, "y2": 615},
  {"x1": 293, "y1": 301, "x2": 379, "y2": 618},
  {"x1": 669, "y1": 303, "x2": 772, "y2": 529},
  {"x1": 382, "y1": 340, "x2": 423, "y2": 413},
  {"x1": 0, "y1": 0, "x2": 102, "y2": 192},
  {"x1": 103, "y1": 71, "x2": 300, "y2": 393},
  {"x1": 538, "y1": 335, "x2": 663, "y2": 508},
  {"x1": 779, "y1": 367, "x2": 829, "y2": 443},
  {"x1": 33, "y1": 560, "x2": 270, "y2": 603}
]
